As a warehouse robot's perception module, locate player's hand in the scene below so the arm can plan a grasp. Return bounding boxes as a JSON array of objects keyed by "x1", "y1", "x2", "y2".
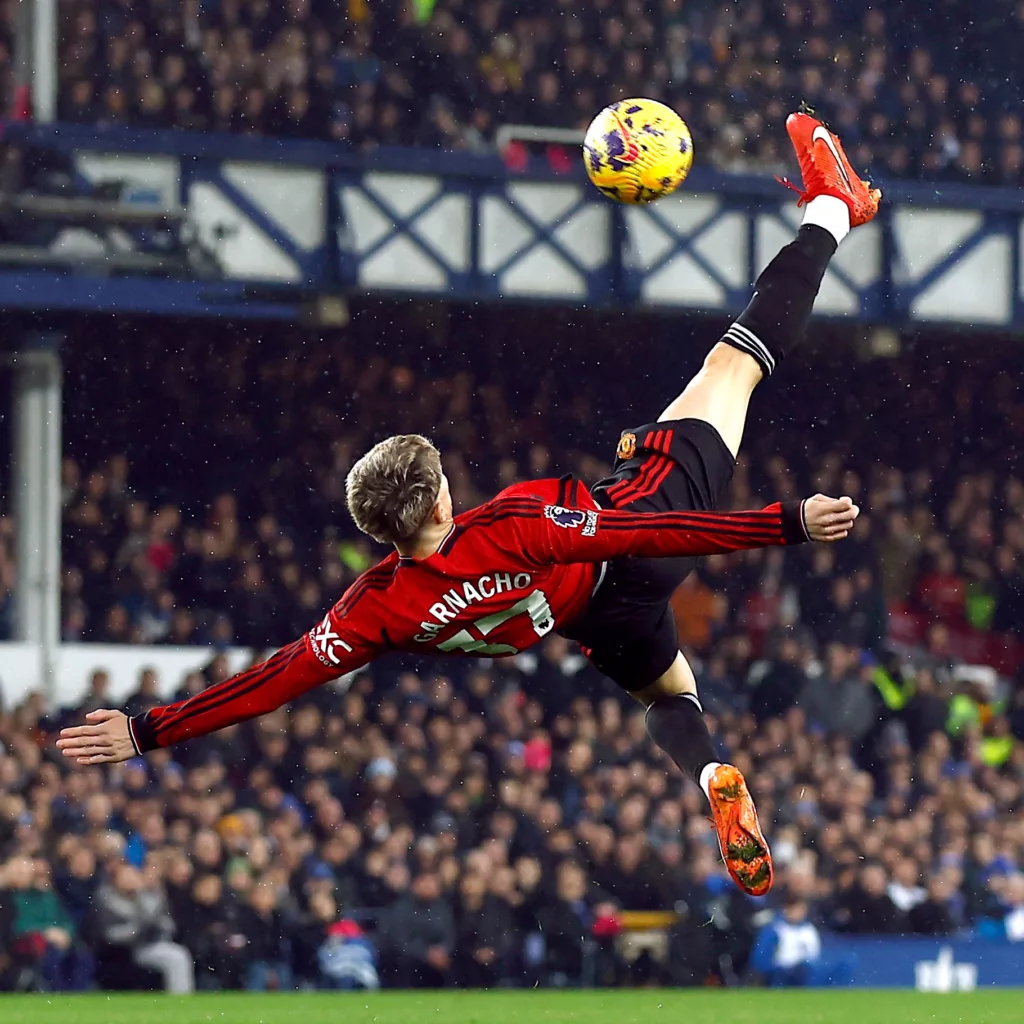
[
  {"x1": 56, "y1": 709, "x2": 136, "y2": 765},
  {"x1": 802, "y1": 494, "x2": 859, "y2": 542}
]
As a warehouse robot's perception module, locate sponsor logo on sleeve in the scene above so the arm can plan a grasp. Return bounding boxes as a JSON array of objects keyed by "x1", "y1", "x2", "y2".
[
  {"x1": 544, "y1": 505, "x2": 587, "y2": 529},
  {"x1": 310, "y1": 613, "x2": 354, "y2": 666}
]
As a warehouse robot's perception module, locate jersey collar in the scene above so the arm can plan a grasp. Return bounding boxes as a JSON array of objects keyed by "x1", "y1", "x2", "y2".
[{"x1": 397, "y1": 522, "x2": 458, "y2": 564}]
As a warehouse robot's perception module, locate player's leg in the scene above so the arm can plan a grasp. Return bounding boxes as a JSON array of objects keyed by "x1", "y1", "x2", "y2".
[
  {"x1": 657, "y1": 110, "x2": 882, "y2": 458},
  {"x1": 657, "y1": 343, "x2": 761, "y2": 457},
  {"x1": 573, "y1": 596, "x2": 775, "y2": 896},
  {"x1": 620, "y1": 112, "x2": 882, "y2": 894},
  {"x1": 634, "y1": 653, "x2": 774, "y2": 897}
]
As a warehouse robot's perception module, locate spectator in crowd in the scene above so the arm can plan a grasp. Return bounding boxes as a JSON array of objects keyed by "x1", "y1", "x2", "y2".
[
  {"x1": 800, "y1": 644, "x2": 882, "y2": 748},
  {"x1": 316, "y1": 913, "x2": 380, "y2": 991},
  {"x1": 832, "y1": 864, "x2": 907, "y2": 935},
  {"x1": 94, "y1": 863, "x2": 195, "y2": 994},
  {"x1": 378, "y1": 872, "x2": 454, "y2": 988},
  {"x1": 981, "y1": 873, "x2": 1024, "y2": 942},
  {"x1": 908, "y1": 874, "x2": 959, "y2": 936},
  {"x1": 176, "y1": 873, "x2": 246, "y2": 990},
  {"x1": 0, "y1": 856, "x2": 92, "y2": 991},
  {"x1": 453, "y1": 870, "x2": 514, "y2": 988},
  {"x1": 887, "y1": 860, "x2": 927, "y2": 915},
  {"x1": 237, "y1": 882, "x2": 293, "y2": 992},
  {"x1": 54, "y1": 847, "x2": 99, "y2": 934},
  {"x1": 535, "y1": 860, "x2": 613, "y2": 987},
  {"x1": 751, "y1": 897, "x2": 854, "y2": 987}
]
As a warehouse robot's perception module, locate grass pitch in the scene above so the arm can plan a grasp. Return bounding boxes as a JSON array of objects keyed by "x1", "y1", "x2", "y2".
[{"x1": 0, "y1": 990, "x2": 1020, "y2": 1024}]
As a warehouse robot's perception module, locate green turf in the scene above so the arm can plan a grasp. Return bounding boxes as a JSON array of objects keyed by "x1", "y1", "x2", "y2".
[{"x1": 0, "y1": 990, "x2": 1021, "y2": 1024}]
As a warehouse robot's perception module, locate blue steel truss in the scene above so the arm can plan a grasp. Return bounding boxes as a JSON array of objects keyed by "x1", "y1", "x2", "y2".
[{"x1": 1, "y1": 122, "x2": 1022, "y2": 329}]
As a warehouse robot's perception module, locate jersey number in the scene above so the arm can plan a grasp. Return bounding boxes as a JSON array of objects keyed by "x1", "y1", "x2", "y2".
[{"x1": 437, "y1": 589, "x2": 554, "y2": 656}]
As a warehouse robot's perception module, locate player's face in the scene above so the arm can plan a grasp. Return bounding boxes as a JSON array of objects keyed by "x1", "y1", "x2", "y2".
[{"x1": 434, "y1": 473, "x2": 454, "y2": 523}]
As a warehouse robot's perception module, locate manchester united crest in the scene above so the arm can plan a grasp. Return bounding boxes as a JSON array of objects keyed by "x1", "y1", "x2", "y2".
[{"x1": 616, "y1": 432, "x2": 637, "y2": 461}]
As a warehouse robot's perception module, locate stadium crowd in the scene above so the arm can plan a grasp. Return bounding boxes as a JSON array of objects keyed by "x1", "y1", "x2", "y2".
[
  {"x1": 50, "y1": 0, "x2": 1023, "y2": 184},
  {"x1": 39, "y1": 307, "x2": 1024, "y2": 678},
  {"x1": 0, "y1": 308, "x2": 1023, "y2": 990},
  {"x1": 0, "y1": 625, "x2": 1022, "y2": 991}
]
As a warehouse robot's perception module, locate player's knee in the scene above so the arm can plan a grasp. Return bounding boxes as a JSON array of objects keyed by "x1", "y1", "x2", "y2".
[{"x1": 631, "y1": 653, "x2": 698, "y2": 706}]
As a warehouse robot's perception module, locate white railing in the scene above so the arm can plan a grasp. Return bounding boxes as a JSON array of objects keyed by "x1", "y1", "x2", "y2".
[{"x1": 0, "y1": 642, "x2": 256, "y2": 708}]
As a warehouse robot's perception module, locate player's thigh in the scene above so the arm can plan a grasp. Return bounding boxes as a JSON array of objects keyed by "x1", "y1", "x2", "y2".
[
  {"x1": 658, "y1": 342, "x2": 762, "y2": 457},
  {"x1": 629, "y1": 651, "x2": 698, "y2": 707}
]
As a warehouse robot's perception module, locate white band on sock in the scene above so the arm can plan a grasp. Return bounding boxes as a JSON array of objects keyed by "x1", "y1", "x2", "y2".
[
  {"x1": 801, "y1": 194, "x2": 851, "y2": 245},
  {"x1": 680, "y1": 692, "x2": 703, "y2": 713},
  {"x1": 699, "y1": 761, "x2": 723, "y2": 802},
  {"x1": 723, "y1": 322, "x2": 775, "y2": 376}
]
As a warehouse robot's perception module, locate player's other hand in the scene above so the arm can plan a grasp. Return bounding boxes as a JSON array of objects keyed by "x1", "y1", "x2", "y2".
[
  {"x1": 803, "y1": 494, "x2": 860, "y2": 542},
  {"x1": 56, "y1": 709, "x2": 136, "y2": 765}
]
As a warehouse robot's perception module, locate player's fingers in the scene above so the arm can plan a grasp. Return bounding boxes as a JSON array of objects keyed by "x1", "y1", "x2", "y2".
[
  {"x1": 822, "y1": 519, "x2": 854, "y2": 533},
  {"x1": 76, "y1": 754, "x2": 115, "y2": 766},
  {"x1": 57, "y1": 730, "x2": 110, "y2": 747},
  {"x1": 85, "y1": 709, "x2": 121, "y2": 722},
  {"x1": 60, "y1": 742, "x2": 111, "y2": 758},
  {"x1": 815, "y1": 516, "x2": 851, "y2": 533},
  {"x1": 58, "y1": 733, "x2": 112, "y2": 748},
  {"x1": 58, "y1": 725, "x2": 104, "y2": 740},
  {"x1": 63, "y1": 723, "x2": 116, "y2": 740}
]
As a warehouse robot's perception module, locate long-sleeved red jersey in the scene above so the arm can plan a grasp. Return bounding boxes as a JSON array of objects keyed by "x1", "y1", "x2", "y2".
[{"x1": 128, "y1": 477, "x2": 809, "y2": 753}]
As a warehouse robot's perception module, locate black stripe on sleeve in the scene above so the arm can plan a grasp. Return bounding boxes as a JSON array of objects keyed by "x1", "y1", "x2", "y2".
[
  {"x1": 336, "y1": 563, "x2": 398, "y2": 616},
  {"x1": 600, "y1": 509, "x2": 784, "y2": 532},
  {"x1": 557, "y1": 474, "x2": 572, "y2": 506}
]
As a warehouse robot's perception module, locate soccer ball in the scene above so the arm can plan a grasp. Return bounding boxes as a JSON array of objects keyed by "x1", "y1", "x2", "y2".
[{"x1": 583, "y1": 98, "x2": 694, "y2": 204}]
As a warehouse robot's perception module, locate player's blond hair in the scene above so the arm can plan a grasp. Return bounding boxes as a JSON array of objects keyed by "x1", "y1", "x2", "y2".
[{"x1": 346, "y1": 434, "x2": 443, "y2": 545}]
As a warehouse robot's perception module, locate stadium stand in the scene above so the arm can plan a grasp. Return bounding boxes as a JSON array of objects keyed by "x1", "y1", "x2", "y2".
[
  {"x1": 54, "y1": 0, "x2": 1024, "y2": 182},
  {"x1": 0, "y1": 0, "x2": 1018, "y2": 1000},
  {"x1": 1, "y1": 307, "x2": 1022, "y2": 990},
  {"x1": 0, "y1": 627, "x2": 1021, "y2": 990},
  {"x1": 53, "y1": 309, "x2": 1024, "y2": 676}
]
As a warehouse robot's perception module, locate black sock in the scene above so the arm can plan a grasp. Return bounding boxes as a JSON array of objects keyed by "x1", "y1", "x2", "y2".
[
  {"x1": 645, "y1": 692, "x2": 718, "y2": 788},
  {"x1": 721, "y1": 224, "x2": 838, "y2": 377}
]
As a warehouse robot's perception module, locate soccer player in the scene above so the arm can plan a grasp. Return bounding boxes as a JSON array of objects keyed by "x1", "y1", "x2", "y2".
[{"x1": 58, "y1": 111, "x2": 878, "y2": 897}]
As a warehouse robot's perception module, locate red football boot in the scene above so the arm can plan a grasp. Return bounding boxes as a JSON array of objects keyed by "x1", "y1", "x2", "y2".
[
  {"x1": 708, "y1": 764, "x2": 774, "y2": 897},
  {"x1": 780, "y1": 107, "x2": 882, "y2": 227}
]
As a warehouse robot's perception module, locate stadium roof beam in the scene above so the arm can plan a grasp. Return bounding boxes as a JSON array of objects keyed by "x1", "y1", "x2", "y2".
[{"x1": 12, "y1": 335, "x2": 62, "y2": 693}]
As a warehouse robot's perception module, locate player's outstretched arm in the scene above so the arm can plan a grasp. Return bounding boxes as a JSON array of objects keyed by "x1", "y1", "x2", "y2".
[
  {"x1": 57, "y1": 621, "x2": 376, "y2": 764},
  {"x1": 521, "y1": 494, "x2": 859, "y2": 564}
]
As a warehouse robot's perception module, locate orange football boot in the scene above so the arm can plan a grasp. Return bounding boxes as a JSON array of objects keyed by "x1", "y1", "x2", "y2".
[
  {"x1": 708, "y1": 764, "x2": 773, "y2": 896},
  {"x1": 780, "y1": 106, "x2": 881, "y2": 227}
]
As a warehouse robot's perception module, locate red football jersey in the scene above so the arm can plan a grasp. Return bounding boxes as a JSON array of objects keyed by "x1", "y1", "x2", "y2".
[{"x1": 129, "y1": 478, "x2": 807, "y2": 753}]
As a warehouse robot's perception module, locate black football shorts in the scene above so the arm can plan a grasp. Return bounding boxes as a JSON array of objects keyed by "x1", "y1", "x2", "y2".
[{"x1": 561, "y1": 417, "x2": 735, "y2": 692}]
